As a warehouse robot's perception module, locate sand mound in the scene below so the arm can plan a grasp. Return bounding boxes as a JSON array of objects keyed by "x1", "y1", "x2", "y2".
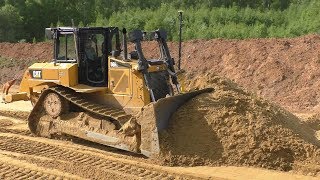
[{"x1": 160, "y1": 72, "x2": 320, "y2": 172}]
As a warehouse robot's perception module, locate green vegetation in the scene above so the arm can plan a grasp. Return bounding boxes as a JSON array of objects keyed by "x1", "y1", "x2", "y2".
[{"x1": 0, "y1": 0, "x2": 319, "y2": 42}]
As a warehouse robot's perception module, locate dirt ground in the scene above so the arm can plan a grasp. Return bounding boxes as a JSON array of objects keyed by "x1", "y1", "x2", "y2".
[{"x1": 0, "y1": 34, "x2": 320, "y2": 179}]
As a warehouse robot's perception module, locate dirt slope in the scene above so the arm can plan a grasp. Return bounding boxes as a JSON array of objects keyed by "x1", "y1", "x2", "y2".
[
  {"x1": 163, "y1": 34, "x2": 320, "y2": 114},
  {"x1": 160, "y1": 72, "x2": 320, "y2": 176},
  {"x1": 0, "y1": 42, "x2": 52, "y2": 60},
  {"x1": 0, "y1": 42, "x2": 52, "y2": 84}
]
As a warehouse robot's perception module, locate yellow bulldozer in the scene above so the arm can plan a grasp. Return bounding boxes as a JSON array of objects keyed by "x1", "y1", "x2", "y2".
[{"x1": 3, "y1": 27, "x2": 212, "y2": 157}]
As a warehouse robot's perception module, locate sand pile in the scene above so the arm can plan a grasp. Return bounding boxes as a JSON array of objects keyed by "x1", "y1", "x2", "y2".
[{"x1": 160, "y1": 72, "x2": 320, "y2": 173}]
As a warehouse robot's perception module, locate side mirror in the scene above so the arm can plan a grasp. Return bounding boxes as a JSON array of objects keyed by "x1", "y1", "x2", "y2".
[{"x1": 45, "y1": 28, "x2": 54, "y2": 39}]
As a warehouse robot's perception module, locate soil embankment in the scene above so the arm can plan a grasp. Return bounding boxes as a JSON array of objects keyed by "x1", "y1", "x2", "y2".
[
  {"x1": 0, "y1": 42, "x2": 52, "y2": 84},
  {"x1": 160, "y1": 72, "x2": 320, "y2": 176}
]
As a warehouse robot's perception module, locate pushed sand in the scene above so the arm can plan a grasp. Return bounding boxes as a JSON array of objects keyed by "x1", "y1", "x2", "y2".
[{"x1": 160, "y1": 72, "x2": 320, "y2": 175}]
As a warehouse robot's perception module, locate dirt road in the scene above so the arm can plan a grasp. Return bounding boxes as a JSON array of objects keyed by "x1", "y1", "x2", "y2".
[{"x1": 0, "y1": 101, "x2": 317, "y2": 180}]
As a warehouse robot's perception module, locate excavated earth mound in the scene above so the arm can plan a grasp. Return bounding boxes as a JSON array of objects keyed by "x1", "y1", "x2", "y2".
[{"x1": 159, "y1": 72, "x2": 320, "y2": 174}]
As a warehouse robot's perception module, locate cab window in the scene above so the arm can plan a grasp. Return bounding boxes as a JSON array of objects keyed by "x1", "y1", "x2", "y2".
[{"x1": 57, "y1": 34, "x2": 76, "y2": 60}]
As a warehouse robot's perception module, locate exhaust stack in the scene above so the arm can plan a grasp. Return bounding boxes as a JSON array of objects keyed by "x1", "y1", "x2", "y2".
[{"x1": 122, "y1": 28, "x2": 128, "y2": 60}]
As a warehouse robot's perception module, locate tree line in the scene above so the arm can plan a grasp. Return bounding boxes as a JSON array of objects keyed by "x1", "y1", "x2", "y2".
[{"x1": 0, "y1": 0, "x2": 319, "y2": 42}]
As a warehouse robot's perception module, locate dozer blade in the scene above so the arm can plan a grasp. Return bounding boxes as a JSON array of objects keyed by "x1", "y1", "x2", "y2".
[
  {"x1": 139, "y1": 88, "x2": 214, "y2": 157},
  {"x1": 3, "y1": 92, "x2": 29, "y2": 103}
]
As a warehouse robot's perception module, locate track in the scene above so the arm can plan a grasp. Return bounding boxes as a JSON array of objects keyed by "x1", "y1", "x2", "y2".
[
  {"x1": 26, "y1": 86, "x2": 144, "y2": 155},
  {"x1": 45, "y1": 86, "x2": 132, "y2": 125}
]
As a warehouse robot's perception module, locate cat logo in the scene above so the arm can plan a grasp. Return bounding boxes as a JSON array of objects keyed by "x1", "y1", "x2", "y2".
[{"x1": 30, "y1": 70, "x2": 42, "y2": 79}]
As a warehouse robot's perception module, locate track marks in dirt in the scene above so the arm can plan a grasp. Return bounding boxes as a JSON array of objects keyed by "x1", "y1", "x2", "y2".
[
  {"x1": 16, "y1": 156, "x2": 140, "y2": 180},
  {"x1": 0, "y1": 134, "x2": 196, "y2": 179},
  {"x1": 0, "y1": 117, "x2": 31, "y2": 136},
  {"x1": 0, "y1": 162, "x2": 61, "y2": 180},
  {"x1": 0, "y1": 128, "x2": 31, "y2": 135},
  {"x1": 0, "y1": 119, "x2": 14, "y2": 126},
  {"x1": 0, "y1": 110, "x2": 29, "y2": 120},
  {"x1": 0, "y1": 154, "x2": 82, "y2": 179}
]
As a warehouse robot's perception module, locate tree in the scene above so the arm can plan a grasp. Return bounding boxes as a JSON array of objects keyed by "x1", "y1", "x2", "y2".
[{"x1": 0, "y1": 4, "x2": 23, "y2": 42}]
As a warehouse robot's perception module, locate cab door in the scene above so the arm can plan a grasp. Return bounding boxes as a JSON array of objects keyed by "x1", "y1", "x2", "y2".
[{"x1": 78, "y1": 29, "x2": 108, "y2": 87}]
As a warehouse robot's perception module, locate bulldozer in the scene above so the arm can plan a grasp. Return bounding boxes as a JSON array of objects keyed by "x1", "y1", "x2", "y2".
[{"x1": 3, "y1": 27, "x2": 212, "y2": 157}]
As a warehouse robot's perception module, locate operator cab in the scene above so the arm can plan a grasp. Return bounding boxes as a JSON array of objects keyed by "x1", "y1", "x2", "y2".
[
  {"x1": 45, "y1": 27, "x2": 121, "y2": 87},
  {"x1": 46, "y1": 27, "x2": 180, "y2": 100}
]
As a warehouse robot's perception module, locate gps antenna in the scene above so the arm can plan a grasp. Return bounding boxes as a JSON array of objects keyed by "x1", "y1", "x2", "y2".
[{"x1": 178, "y1": 10, "x2": 183, "y2": 70}]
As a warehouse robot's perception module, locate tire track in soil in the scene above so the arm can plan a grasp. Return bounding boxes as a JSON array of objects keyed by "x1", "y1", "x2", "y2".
[
  {"x1": 17, "y1": 156, "x2": 141, "y2": 180},
  {"x1": 0, "y1": 128, "x2": 31, "y2": 136},
  {"x1": 0, "y1": 134, "x2": 198, "y2": 179},
  {"x1": 0, "y1": 154, "x2": 82, "y2": 179},
  {"x1": 0, "y1": 116, "x2": 32, "y2": 135},
  {"x1": 0, "y1": 110, "x2": 29, "y2": 120},
  {"x1": 0, "y1": 119, "x2": 14, "y2": 126},
  {"x1": 0, "y1": 162, "x2": 63, "y2": 180}
]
